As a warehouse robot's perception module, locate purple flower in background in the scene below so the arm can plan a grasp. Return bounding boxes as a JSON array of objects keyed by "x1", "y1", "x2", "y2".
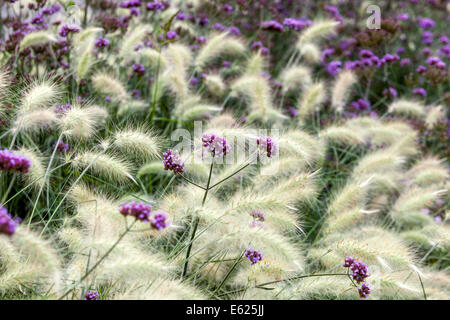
[
  {"x1": 250, "y1": 41, "x2": 269, "y2": 54},
  {"x1": 162, "y1": 149, "x2": 184, "y2": 175},
  {"x1": 150, "y1": 211, "x2": 169, "y2": 230},
  {"x1": 427, "y1": 56, "x2": 446, "y2": 69},
  {"x1": 326, "y1": 61, "x2": 342, "y2": 76},
  {"x1": 435, "y1": 216, "x2": 442, "y2": 223},
  {"x1": 222, "y1": 4, "x2": 233, "y2": 13},
  {"x1": 176, "y1": 12, "x2": 186, "y2": 20},
  {"x1": 202, "y1": 133, "x2": 231, "y2": 157},
  {"x1": 95, "y1": 37, "x2": 110, "y2": 48},
  {"x1": 132, "y1": 63, "x2": 146, "y2": 76},
  {"x1": 343, "y1": 256, "x2": 355, "y2": 268},
  {"x1": 359, "y1": 49, "x2": 374, "y2": 59},
  {"x1": 439, "y1": 35, "x2": 449, "y2": 44},
  {"x1": 228, "y1": 26, "x2": 241, "y2": 36},
  {"x1": 84, "y1": 290, "x2": 99, "y2": 300},
  {"x1": 400, "y1": 58, "x2": 411, "y2": 67},
  {"x1": 416, "y1": 65, "x2": 427, "y2": 73},
  {"x1": 418, "y1": 18, "x2": 435, "y2": 29},
  {"x1": 358, "y1": 282, "x2": 371, "y2": 299},
  {"x1": 59, "y1": 25, "x2": 80, "y2": 37},
  {"x1": 0, "y1": 149, "x2": 31, "y2": 173},
  {"x1": 245, "y1": 248, "x2": 263, "y2": 265},
  {"x1": 397, "y1": 13, "x2": 409, "y2": 21},
  {"x1": 166, "y1": 31, "x2": 178, "y2": 40},
  {"x1": 412, "y1": 87, "x2": 427, "y2": 97},
  {"x1": 55, "y1": 103, "x2": 72, "y2": 115},
  {"x1": 288, "y1": 107, "x2": 298, "y2": 118},
  {"x1": 350, "y1": 98, "x2": 370, "y2": 111},
  {"x1": 211, "y1": 23, "x2": 226, "y2": 31},
  {"x1": 119, "y1": 201, "x2": 152, "y2": 222},
  {"x1": 261, "y1": 20, "x2": 284, "y2": 32},
  {"x1": 350, "y1": 261, "x2": 370, "y2": 284},
  {"x1": 250, "y1": 209, "x2": 265, "y2": 222},
  {"x1": 0, "y1": 206, "x2": 20, "y2": 236},
  {"x1": 321, "y1": 48, "x2": 335, "y2": 63},
  {"x1": 55, "y1": 141, "x2": 69, "y2": 153},
  {"x1": 283, "y1": 17, "x2": 312, "y2": 31},
  {"x1": 257, "y1": 136, "x2": 277, "y2": 158},
  {"x1": 146, "y1": 1, "x2": 165, "y2": 11},
  {"x1": 383, "y1": 87, "x2": 398, "y2": 98},
  {"x1": 324, "y1": 5, "x2": 343, "y2": 22}
]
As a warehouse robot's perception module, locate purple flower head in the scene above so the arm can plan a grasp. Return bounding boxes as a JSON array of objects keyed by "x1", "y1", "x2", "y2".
[
  {"x1": 132, "y1": 63, "x2": 146, "y2": 76},
  {"x1": 416, "y1": 65, "x2": 427, "y2": 73},
  {"x1": 222, "y1": 4, "x2": 233, "y2": 13},
  {"x1": 119, "y1": 201, "x2": 152, "y2": 222},
  {"x1": 176, "y1": 12, "x2": 186, "y2": 20},
  {"x1": 55, "y1": 141, "x2": 70, "y2": 153},
  {"x1": 439, "y1": 35, "x2": 449, "y2": 45},
  {"x1": 120, "y1": 0, "x2": 141, "y2": 8},
  {"x1": 162, "y1": 149, "x2": 184, "y2": 174},
  {"x1": 412, "y1": 87, "x2": 427, "y2": 97},
  {"x1": 245, "y1": 248, "x2": 263, "y2": 265},
  {"x1": 418, "y1": 18, "x2": 435, "y2": 29},
  {"x1": 55, "y1": 103, "x2": 72, "y2": 115},
  {"x1": 321, "y1": 48, "x2": 335, "y2": 63},
  {"x1": 350, "y1": 261, "x2": 370, "y2": 284},
  {"x1": 228, "y1": 26, "x2": 241, "y2": 36},
  {"x1": 84, "y1": 290, "x2": 99, "y2": 300},
  {"x1": 166, "y1": 31, "x2": 178, "y2": 40},
  {"x1": 261, "y1": 20, "x2": 284, "y2": 32},
  {"x1": 326, "y1": 61, "x2": 342, "y2": 76},
  {"x1": 59, "y1": 25, "x2": 80, "y2": 37},
  {"x1": 0, "y1": 149, "x2": 31, "y2": 173},
  {"x1": 211, "y1": 23, "x2": 225, "y2": 31},
  {"x1": 202, "y1": 133, "x2": 231, "y2": 157},
  {"x1": 250, "y1": 209, "x2": 265, "y2": 222},
  {"x1": 350, "y1": 98, "x2": 371, "y2": 111},
  {"x1": 397, "y1": 13, "x2": 409, "y2": 21},
  {"x1": 359, "y1": 49, "x2": 374, "y2": 59},
  {"x1": 383, "y1": 87, "x2": 398, "y2": 98},
  {"x1": 283, "y1": 17, "x2": 312, "y2": 31},
  {"x1": 400, "y1": 58, "x2": 411, "y2": 67},
  {"x1": 146, "y1": 1, "x2": 165, "y2": 11},
  {"x1": 358, "y1": 282, "x2": 371, "y2": 299},
  {"x1": 31, "y1": 14, "x2": 44, "y2": 25},
  {"x1": 95, "y1": 37, "x2": 110, "y2": 48},
  {"x1": 0, "y1": 206, "x2": 20, "y2": 236},
  {"x1": 250, "y1": 41, "x2": 269, "y2": 54},
  {"x1": 256, "y1": 136, "x2": 277, "y2": 158},
  {"x1": 342, "y1": 256, "x2": 355, "y2": 268},
  {"x1": 435, "y1": 216, "x2": 442, "y2": 223},
  {"x1": 222, "y1": 61, "x2": 231, "y2": 68},
  {"x1": 288, "y1": 107, "x2": 298, "y2": 118},
  {"x1": 150, "y1": 210, "x2": 169, "y2": 230},
  {"x1": 427, "y1": 56, "x2": 446, "y2": 69}
]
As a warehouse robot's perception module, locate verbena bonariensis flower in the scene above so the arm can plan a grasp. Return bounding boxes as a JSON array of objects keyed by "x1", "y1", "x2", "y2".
[
  {"x1": 84, "y1": 290, "x2": 99, "y2": 300},
  {"x1": 245, "y1": 248, "x2": 263, "y2": 265},
  {"x1": 119, "y1": 201, "x2": 152, "y2": 222},
  {"x1": 202, "y1": 133, "x2": 231, "y2": 157},
  {"x1": 162, "y1": 149, "x2": 184, "y2": 174},
  {"x1": 256, "y1": 137, "x2": 277, "y2": 158},
  {"x1": 283, "y1": 17, "x2": 311, "y2": 31},
  {"x1": 358, "y1": 282, "x2": 371, "y2": 299},
  {"x1": 58, "y1": 25, "x2": 80, "y2": 37},
  {"x1": 261, "y1": 20, "x2": 284, "y2": 32},
  {"x1": 132, "y1": 63, "x2": 146, "y2": 76},
  {"x1": 0, "y1": 206, "x2": 20, "y2": 236},
  {"x1": 165, "y1": 31, "x2": 178, "y2": 40},
  {"x1": 55, "y1": 141, "x2": 70, "y2": 153},
  {"x1": 418, "y1": 17, "x2": 435, "y2": 29},
  {"x1": 412, "y1": 88, "x2": 427, "y2": 97},
  {"x1": 250, "y1": 209, "x2": 265, "y2": 222},
  {"x1": 0, "y1": 149, "x2": 31, "y2": 173},
  {"x1": 349, "y1": 260, "x2": 370, "y2": 284},
  {"x1": 95, "y1": 37, "x2": 110, "y2": 48},
  {"x1": 146, "y1": 1, "x2": 165, "y2": 11},
  {"x1": 150, "y1": 210, "x2": 169, "y2": 230}
]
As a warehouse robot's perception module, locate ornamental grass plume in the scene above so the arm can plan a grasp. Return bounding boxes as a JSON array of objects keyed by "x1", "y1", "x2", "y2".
[
  {"x1": 91, "y1": 73, "x2": 128, "y2": 102},
  {"x1": 19, "y1": 79, "x2": 62, "y2": 114},
  {"x1": 297, "y1": 81, "x2": 326, "y2": 123},
  {"x1": 195, "y1": 32, "x2": 246, "y2": 70},
  {"x1": 71, "y1": 151, "x2": 135, "y2": 184},
  {"x1": 278, "y1": 65, "x2": 312, "y2": 93},
  {"x1": 331, "y1": 70, "x2": 357, "y2": 113},
  {"x1": 297, "y1": 19, "x2": 340, "y2": 47},
  {"x1": 19, "y1": 31, "x2": 57, "y2": 51},
  {"x1": 113, "y1": 127, "x2": 161, "y2": 161},
  {"x1": 388, "y1": 99, "x2": 426, "y2": 118}
]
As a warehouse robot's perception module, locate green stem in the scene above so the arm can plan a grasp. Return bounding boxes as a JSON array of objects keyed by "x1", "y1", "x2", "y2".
[
  {"x1": 217, "y1": 273, "x2": 349, "y2": 297},
  {"x1": 180, "y1": 175, "x2": 206, "y2": 190},
  {"x1": 58, "y1": 219, "x2": 136, "y2": 300},
  {"x1": 182, "y1": 161, "x2": 214, "y2": 277},
  {"x1": 1, "y1": 174, "x2": 16, "y2": 204},
  {"x1": 208, "y1": 162, "x2": 250, "y2": 190}
]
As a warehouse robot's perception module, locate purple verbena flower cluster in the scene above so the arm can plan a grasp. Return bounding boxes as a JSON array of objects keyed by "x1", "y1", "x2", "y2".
[
  {"x1": 119, "y1": 201, "x2": 152, "y2": 222},
  {"x1": 162, "y1": 149, "x2": 184, "y2": 174},
  {"x1": 245, "y1": 248, "x2": 263, "y2": 265},
  {"x1": 0, "y1": 206, "x2": 20, "y2": 236},
  {"x1": 149, "y1": 210, "x2": 169, "y2": 230},
  {"x1": 0, "y1": 149, "x2": 31, "y2": 173},
  {"x1": 256, "y1": 137, "x2": 277, "y2": 158},
  {"x1": 343, "y1": 257, "x2": 371, "y2": 299},
  {"x1": 202, "y1": 133, "x2": 231, "y2": 157},
  {"x1": 84, "y1": 290, "x2": 99, "y2": 300}
]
